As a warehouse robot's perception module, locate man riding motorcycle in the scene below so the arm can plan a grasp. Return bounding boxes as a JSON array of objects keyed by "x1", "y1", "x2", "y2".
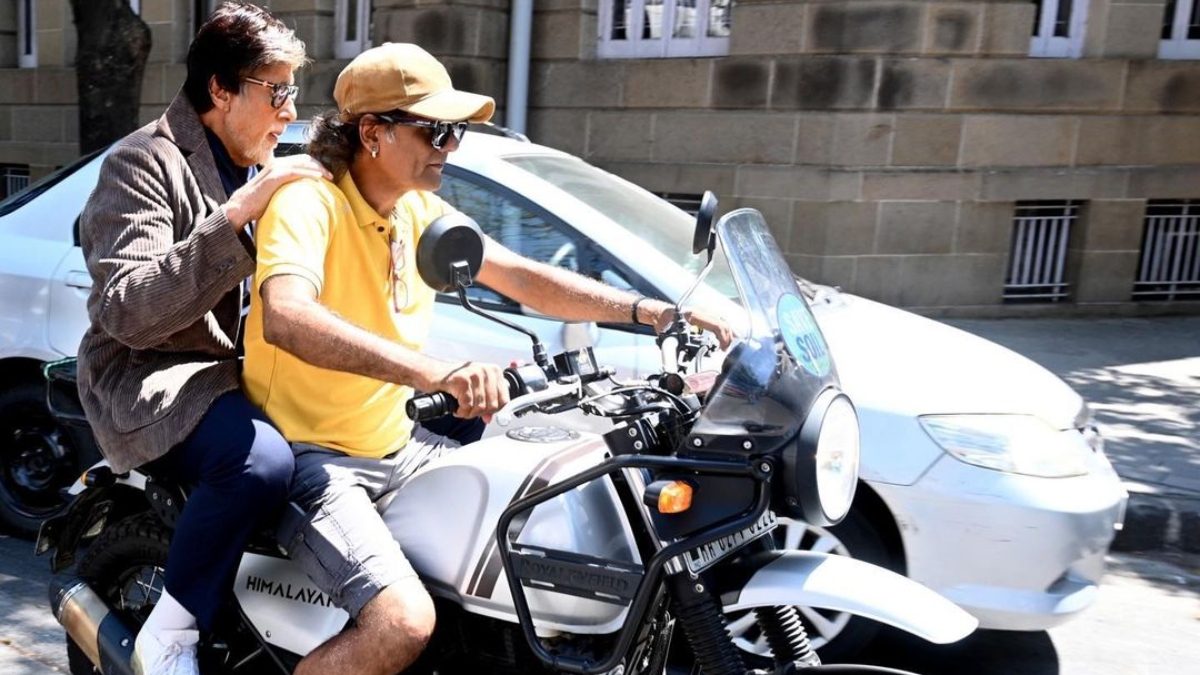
[{"x1": 242, "y1": 42, "x2": 732, "y2": 675}]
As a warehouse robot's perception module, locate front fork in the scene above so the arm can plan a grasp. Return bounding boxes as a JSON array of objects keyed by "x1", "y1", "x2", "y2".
[{"x1": 664, "y1": 547, "x2": 821, "y2": 674}]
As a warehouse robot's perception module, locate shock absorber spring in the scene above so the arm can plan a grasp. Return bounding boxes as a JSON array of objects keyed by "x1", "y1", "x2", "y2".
[
  {"x1": 666, "y1": 574, "x2": 747, "y2": 675},
  {"x1": 754, "y1": 605, "x2": 821, "y2": 668}
]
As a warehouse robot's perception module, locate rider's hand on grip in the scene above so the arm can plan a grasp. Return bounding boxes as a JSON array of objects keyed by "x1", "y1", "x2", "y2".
[{"x1": 433, "y1": 361, "x2": 509, "y2": 420}]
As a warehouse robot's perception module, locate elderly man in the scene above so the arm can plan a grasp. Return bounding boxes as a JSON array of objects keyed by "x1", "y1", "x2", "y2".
[
  {"x1": 242, "y1": 43, "x2": 730, "y2": 675},
  {"x1": 76, "y1": 3, "x2": 329, "y2": 673}
]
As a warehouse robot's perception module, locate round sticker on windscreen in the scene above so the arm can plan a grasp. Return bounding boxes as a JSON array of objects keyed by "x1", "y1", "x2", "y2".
[{"x1": 777, "y1": 294, "x2": 831, "y2": 377}]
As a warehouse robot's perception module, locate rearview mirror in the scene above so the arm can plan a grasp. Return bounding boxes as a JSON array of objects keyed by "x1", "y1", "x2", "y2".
[
  {"x1": 416, "y1": 212, "x2": 486, "y2": 292},
  {"x1": 691, "y1": 191, "x2": 718, "y2": 257}
]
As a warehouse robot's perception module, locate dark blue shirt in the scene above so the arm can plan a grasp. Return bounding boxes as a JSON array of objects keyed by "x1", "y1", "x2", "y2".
[{"x1": 203, "y1": 127, "x2": 258, "y2": 198}]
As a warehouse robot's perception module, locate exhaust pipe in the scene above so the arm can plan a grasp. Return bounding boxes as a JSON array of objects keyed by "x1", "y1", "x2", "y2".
[{"x1": 50, "y1": 575, "x2": 136, "y2": 675}]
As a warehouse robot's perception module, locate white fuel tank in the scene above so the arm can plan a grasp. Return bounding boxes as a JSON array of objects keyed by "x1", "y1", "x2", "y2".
[{"x1": 381, "y1": 426, "x2": 643, "y2": 635}]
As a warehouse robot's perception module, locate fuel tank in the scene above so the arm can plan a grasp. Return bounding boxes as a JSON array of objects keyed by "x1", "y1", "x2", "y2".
[{"x1": 381, "y1": 426, "x2": 642, "y2": 635}]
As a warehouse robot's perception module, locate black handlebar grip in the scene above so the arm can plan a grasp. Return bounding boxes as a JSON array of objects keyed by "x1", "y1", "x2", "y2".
[
  {"x1": 406, "y1": 369, "x2": 532, "y2": 422},
  {"x1": 406, "y1": 392, "x2": 458, "y2": 421}
]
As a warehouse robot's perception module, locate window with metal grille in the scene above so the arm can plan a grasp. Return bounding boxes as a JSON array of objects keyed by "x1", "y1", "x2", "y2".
[
  {"x1": 0, "y1": 165, "x2": 31, "y2": 200},
  {"x1": 1134, "y1": 200, "x2": 1200, "y2": 301},
  {"x1": 598, "y1": 1, "x2": 732, "y2": 58},
  {"x1": 656, "y1": 191, "x2": 704, "y2": 216},
  {"x1": 1004, "y1": 200, "x2": 1079, "y2": 302},
  {"x1": 1030, "y1": 0, "x2": 1088, "y2": 58},
  {"x1": 1160, "y1": 0, "x2": 1200, "y2": 58}
]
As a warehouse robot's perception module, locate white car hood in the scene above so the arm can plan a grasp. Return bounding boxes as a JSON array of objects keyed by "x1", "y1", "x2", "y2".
[{"x1": 811, "y1": 291, "x2": 1083, "y2": 429}]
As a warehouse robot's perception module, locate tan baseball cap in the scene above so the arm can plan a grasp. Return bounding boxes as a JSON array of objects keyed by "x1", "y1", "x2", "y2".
[{"x1": 334, "y1": 43, "x2": 495, "y2": 123}]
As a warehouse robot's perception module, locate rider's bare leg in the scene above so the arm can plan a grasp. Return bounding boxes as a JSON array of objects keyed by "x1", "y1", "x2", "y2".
[{"x1": 294, "y1": 578, "x2": 436, "y2": 675}]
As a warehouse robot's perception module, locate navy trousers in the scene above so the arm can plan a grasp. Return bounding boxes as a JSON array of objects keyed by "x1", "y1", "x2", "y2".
[{"x1": 151, "y1": 391, "x2": 293, "y2": 631}]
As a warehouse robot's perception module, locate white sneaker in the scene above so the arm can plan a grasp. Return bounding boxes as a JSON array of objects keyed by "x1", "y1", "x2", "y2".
[{"x1": 131, "y1": 627, "x2": 200, "y2": 675}]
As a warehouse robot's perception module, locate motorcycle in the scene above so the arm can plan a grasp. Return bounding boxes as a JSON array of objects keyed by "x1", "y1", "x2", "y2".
[{"x1": 37, "y1": 196, "x2": 976, "y2": 674}]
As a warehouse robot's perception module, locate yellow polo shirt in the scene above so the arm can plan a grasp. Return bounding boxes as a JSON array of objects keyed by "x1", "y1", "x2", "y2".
[{"x1": 242, "y1": 172, "x2": 450, "y2": 458}]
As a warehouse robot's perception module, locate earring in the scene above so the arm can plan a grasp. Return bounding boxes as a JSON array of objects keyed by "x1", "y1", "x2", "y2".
[{"x1": 370, "y1": 146, "x2": 379, "y2": 158}]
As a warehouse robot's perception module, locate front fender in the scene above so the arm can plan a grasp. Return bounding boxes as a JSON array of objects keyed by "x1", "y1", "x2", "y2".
[{"x1": 719, "y1": 551, "x2": 977, "y2": 645}]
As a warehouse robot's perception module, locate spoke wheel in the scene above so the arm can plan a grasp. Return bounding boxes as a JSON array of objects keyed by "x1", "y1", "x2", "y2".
[{"x1": 724, "y1": 507, "x2": 895, "y2": 664}]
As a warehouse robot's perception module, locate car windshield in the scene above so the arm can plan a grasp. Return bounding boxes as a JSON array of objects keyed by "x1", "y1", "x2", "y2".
[
  {"x1": 503, "y1": 154, "x2": 740, "y2": 299},
  {"x1": 0, "y1": 147, "x2": 107, "y2": 218}
]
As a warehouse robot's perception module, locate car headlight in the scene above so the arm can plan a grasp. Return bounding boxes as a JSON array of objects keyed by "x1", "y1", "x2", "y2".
[
  {"x1": 1074, "y1": 401, "x2": 1105, "y2": 454},
  {"x1": 783, "y1": 388, "x2": 860, "y2": 526},
  {"x1": 919, "y1": 414, "x2": 1091, "y2": 478}
]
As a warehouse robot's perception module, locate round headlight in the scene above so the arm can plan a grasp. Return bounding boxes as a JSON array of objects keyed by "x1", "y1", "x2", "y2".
[
  {"x1": 781, "y1": 388, "x2": 861, "y2": 526},
  {"x1": 815, "y1": 394, "x2": 860, "y2": 523}
]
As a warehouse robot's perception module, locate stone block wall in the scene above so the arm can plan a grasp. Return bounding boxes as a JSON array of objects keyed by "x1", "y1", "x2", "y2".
[
  {"x1": 0, "y1": 0, "x2": 507, "y2": 179},
  {"x1": 527, "y1": 0, "x2": 1200, "y2": 315},
  {"x1": 1, "y1": 0, "x2": 1197, "y2": 315}
]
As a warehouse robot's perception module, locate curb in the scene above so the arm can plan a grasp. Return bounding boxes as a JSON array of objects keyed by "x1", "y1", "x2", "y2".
[{"x1": 1111, "y1": 488, "x2": 1200, "y2": 554}]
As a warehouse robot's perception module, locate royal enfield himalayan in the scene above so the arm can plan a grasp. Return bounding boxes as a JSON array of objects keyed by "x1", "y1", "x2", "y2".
[{"x1": 38, "y1": 196, "x2": 976, "y2": 674}]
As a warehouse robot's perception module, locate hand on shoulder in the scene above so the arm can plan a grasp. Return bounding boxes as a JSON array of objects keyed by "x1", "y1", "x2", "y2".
[{"x1": 225, "y1": 155, "x2": 332, "y2": 229}]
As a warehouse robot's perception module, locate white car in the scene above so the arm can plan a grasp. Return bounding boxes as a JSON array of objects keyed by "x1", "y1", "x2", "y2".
[{"x1": 0, "y1": 124, "x2": 1127, "y2": 659}]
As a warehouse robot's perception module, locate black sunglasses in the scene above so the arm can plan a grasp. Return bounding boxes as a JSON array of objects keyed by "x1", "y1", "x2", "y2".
[
  {"x1": 242, "y1": 76, "x2": 300, "y2": 109},
  {"x1": 374, "y1": 113, "x2": 468, "y2": 150}
]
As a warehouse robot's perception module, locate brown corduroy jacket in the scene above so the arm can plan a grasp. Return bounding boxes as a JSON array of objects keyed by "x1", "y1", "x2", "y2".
[{"x1": 76, "y1": 93, "x2": 256, "y2": 473}]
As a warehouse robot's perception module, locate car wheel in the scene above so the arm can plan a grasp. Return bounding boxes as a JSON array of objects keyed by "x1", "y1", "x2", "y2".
[
  {"x1": 725, "y1": 506, "x2": 895, "y2": 664},
  {"x1": 0, "y1": 380, "x2": 79, "y2": 536}
]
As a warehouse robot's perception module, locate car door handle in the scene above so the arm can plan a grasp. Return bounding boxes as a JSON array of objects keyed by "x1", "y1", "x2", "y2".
[{"x1": 65, "y1": 271, "x2": 93, "y2": 289}]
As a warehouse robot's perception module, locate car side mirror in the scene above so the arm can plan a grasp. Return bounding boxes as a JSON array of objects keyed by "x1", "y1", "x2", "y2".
[{"x1": 416, "y1": 212, "x2": 486, "y2": 292}]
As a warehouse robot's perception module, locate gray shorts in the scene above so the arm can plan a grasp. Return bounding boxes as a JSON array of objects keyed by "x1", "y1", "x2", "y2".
[{"x1": 275, "y1": 427, "x2": 460, "y2": 618}]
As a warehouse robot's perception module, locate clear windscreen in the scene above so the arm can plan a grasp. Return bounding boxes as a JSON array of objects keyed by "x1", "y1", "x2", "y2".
[{"x1": 689, "y1": 210, "x2": 838, "y2": 450}]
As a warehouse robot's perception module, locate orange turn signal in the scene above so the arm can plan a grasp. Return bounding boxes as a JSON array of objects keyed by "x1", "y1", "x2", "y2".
[{"x1": 657, "y1": 480, "x2": 694, "y2": 514}]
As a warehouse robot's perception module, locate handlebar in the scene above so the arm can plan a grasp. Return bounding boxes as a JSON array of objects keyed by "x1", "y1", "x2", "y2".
[
  {"x1": 406, "y1": 391, "x2": 461, "y2": 422},
  {"x1": 406, "y1": 366, "x2": 540, "y2": 423}
]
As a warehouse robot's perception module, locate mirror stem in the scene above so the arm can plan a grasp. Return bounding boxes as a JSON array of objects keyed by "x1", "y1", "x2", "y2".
[
  {"x1": 455, "y1": 285, "x2": 549, "y2": 368},
  {"x1": 675, "y1": 255, "x2": 717, "y2": 314}
]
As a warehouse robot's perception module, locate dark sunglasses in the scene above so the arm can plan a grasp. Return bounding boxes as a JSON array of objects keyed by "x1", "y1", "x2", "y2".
[
  {"x1": 374, "y1": 113, "x2": 468, "y2": 150},
  {"x1": 242, "y1": 76, "x2": 300, "y2": 109}
]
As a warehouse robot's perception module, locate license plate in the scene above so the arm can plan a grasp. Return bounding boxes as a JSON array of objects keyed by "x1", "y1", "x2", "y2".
[{"x1": 683, "y1": 510, "x2": 778, "y2": 574}]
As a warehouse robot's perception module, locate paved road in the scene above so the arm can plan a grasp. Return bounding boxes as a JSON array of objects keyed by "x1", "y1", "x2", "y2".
[
  {"x1": 945, "y1": 316, "x2": 1200, "y2": 499},
  {"x1": 2, "y1": 534, "x2": 1197, "y2": 675}
]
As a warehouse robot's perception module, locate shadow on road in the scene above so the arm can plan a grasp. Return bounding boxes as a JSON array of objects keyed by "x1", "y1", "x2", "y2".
[
  {"x1": 1064, "y1": 366, "x2": 1200, "y2": 494},
  {"x1": 845, "y1": 626, "x2": 1059, "y2": 675}
]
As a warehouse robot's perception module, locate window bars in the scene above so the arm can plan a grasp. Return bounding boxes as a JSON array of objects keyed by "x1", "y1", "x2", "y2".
[
  {"x1": 1134, "y1": 200, "x2": 1200, "y2": 301},
  {"x1": 0, "y1": 165, "x2": 30, "y2": 200},
  {"x1": 656, "y1": 192, "x2": 704, "y2": 216},
  {"x1": 1004, "y1": 201, "x2": 1079, "y2": 302}
]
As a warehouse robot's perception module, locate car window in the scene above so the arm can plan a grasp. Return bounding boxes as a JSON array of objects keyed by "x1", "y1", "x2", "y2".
[{"x1": 437, "y1": 170, "x2": 646, "y2": 311}]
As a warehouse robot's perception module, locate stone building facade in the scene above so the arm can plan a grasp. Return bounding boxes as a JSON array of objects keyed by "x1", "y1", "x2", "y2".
[{"x1": 2, "y1": 0, "x2": 1199, "y2": 315}]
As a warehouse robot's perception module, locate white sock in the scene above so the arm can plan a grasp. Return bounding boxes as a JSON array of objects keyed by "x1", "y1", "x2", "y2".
[{"x1": 140, "y1": 589, "x2": 197, "y2": 635}]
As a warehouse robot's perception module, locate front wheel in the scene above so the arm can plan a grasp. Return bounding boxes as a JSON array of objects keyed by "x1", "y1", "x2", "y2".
[{"x1": 725, "y1": 507, "x2": 896, "y2": 664}]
